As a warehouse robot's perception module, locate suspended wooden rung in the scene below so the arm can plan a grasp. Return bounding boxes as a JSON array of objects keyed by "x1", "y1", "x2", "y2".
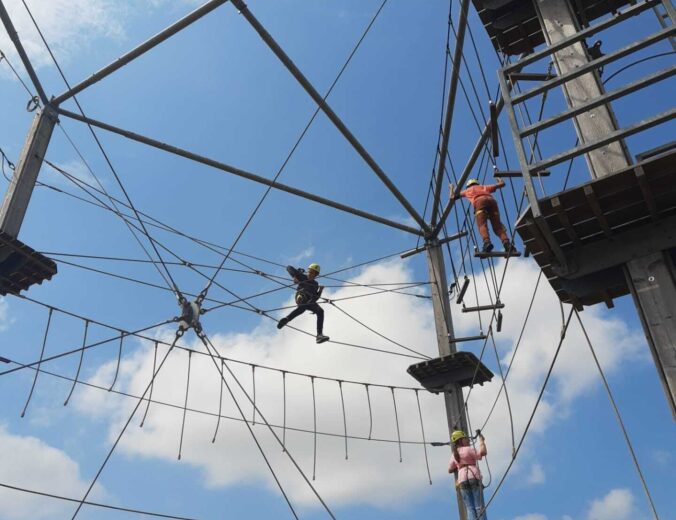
[
  {"x1": 474, "y1": 248, "x2": 522, "y2": 259},
  {"x1": 0, "y1": 230, "x2": 57, "y2": 296},
  {"x1": 456, "y1": 276, "x2": 470, "y2": 304},
  {"x1": 407, "y1": 351, "x2": 494, "y2": 393},
  {"x1": 447, "y1": 334, "x2": 488, "y2": 343},
  {"x1": 493, "y1": 169, "x2": 550, "y2": 178},
  {"x1": 462, "y1": 302, "x2": 505, "y2": 313}
]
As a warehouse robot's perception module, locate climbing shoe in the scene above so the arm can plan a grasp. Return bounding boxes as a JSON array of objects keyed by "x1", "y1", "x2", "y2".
[
  {"x1": 277, "y1": 318, "x2": 289, "y2": 329},
  {"x1": 482, "y1": 241, "x2": 494, "y2": 253},
  {"x1": 503, "y1": 240, "x2": 516, "y2": 253},
  {"x1": 316, "y1": 334, "x2": 330, "y2": 344}
]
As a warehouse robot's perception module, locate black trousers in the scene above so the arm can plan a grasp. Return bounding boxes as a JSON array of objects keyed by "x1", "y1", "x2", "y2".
[{"x1": 285, "y1": 303, "x2": 324, "y2": 335}]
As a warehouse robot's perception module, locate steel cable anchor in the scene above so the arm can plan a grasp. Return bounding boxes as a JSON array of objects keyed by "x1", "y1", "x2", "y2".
[{"x1": 178, "y1": 299, "x2": 203, "y2": 335}]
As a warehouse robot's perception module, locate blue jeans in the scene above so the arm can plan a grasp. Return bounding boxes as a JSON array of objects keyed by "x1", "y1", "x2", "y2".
[{"x1": 458, "y1": 479, "x2": 487, "y2": 520}]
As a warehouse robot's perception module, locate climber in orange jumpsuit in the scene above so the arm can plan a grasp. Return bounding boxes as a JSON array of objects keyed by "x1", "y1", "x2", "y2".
[{"x1": 449, "y1": 179, "x2": 514, "y2": 253}]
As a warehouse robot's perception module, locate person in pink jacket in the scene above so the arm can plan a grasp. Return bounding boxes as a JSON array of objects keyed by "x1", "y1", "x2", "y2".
[{"x1": 448, "y1": 430, "x2": 488, "y2": 520}]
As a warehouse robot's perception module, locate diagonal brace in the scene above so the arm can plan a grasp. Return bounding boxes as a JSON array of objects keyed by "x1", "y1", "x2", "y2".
[
  {"x1": 0, "y1": 0, "x2": 49, "y2": 105},
  {"x1": 53, "y1": 0, "x2": 228, "y2": 105},
  {"x1": 229, "y1": 0, "x2": 429, "y2": 233},
  {"x1": 430, "y1": 0, "x2": 471, "y2": 227},
  {"x1": 56, "y1": 108, "x2": 424, "y2": 236},
  {"x1": 433, "y1": 96, "x2": 505, "y2": 237}
]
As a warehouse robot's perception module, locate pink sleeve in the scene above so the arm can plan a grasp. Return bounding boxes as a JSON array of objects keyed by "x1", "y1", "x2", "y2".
[
  {"x1": 459, "y1": 190, "x2": 467, "y2": 198},
  {"x1": 449, "y1": 457, "x2": 457, "y2": 471},
  {"x1": 473, "y1": 447, "x2": 485, "y2": 461},
  {"x1": 487, "y1": 184, "x2": 498, "y2": 193}
]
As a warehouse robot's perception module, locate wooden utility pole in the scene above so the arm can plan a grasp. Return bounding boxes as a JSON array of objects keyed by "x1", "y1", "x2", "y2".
[
  {"x1": 426, "y1": 238, "x2": 469, "y2": 520},
  {"x1": 534, "y1": 0, "x2": 676, "y2": 418}
]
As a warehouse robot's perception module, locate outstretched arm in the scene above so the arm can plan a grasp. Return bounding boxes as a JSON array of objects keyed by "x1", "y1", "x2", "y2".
[
  {"x1": 494, "y1": 178, "x2": 506, "y2": 190},
  {"x1": 448, "y1": 183, "x2": 462, "y2": 200},
  {"x1": 478, "y1": 433, "x2": 487, "y2": 456},
  {"x1": 286, "y1": 265, "x2": 305, "y2": 282}
]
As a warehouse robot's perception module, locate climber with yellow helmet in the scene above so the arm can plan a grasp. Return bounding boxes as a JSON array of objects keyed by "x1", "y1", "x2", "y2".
[
  {"x1": 448, "y1": 429, "x2": 488, "y2": 520},
  {"x1": 277, "y1": 262, "x2": 329, "y2": 344},
  {"x1": 449, "y1": 178, "x2": 514, "y2": 253}
]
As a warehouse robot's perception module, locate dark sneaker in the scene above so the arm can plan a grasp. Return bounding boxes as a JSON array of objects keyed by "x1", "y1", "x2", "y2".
[
  {"x1": 277, "y1": 318, "x2": 289, "y2": 330},
  {"x1": 316, "y1": 334, "x2": 330, "y2": 344},
  {"x1": 482, "y1": 241, "x2": 494, "y2": 253},
  {"x1": 503, "y1": 241, "x2": 516, "y2": 253}
]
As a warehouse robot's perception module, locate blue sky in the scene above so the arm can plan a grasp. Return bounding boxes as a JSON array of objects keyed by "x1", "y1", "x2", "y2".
[{"x1": 0, "y1": 1, "x2": 674, "y2": 519}]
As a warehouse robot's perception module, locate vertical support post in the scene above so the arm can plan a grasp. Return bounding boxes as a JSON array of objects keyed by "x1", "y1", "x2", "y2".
[
  {"x1": 534, "y1": 0, "x2": 631, "y2": 179},
  {"x1": 425, "y1": 239, "x2": 468, "y2": 520},
  {"x1": 0, "y1": 105, "x2": 58, "y2": 238},
  {"x1": 625, "y1": 252, "x2": 676, "y2": 419},
  {"x1": 534, "y1": 0, "x2": 676, "y2": 418}
]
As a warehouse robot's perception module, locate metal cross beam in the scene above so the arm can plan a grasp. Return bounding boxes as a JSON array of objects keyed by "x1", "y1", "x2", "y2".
[
  {"x1": 228, "y1": 0, "x2": 429, "y2": 234},
  {"x1": 430, "y1": 0, "x2": 471, "y2": 228},
  {"x1": 0, "y1": 0, "x2": 49, "y2": 105},
  {"x1": 52, "y1": 0, "x2": 228, "y2": 105},
  {"x1": 56, "y1": 108, "x2": 424, "y2": 236}
]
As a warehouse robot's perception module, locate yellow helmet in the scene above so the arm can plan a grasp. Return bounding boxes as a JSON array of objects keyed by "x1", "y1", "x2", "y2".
[
  {"x1": 466, "y1": 179, "x2": 480, "y2": 187},
  {"x1": 308, "y1": 263, "x2": 320, "y2": 274},
  {"x1": 451, "y1": 430, "x2": 467, "y2": 443}
]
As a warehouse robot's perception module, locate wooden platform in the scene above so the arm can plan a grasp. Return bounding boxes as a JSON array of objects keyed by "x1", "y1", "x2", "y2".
[
  {"x1": 516, "y1": 148, "x2": 676, "y2": 308},
  {"x1": 471, "y1": 0, "x2": 633, "y2": 56},
  {"x1": 0, "y1": 231, "x2": 57, "y2": 296},
  {"x1": 407, "y1": 351, "x2": 494, "y2": 393}
]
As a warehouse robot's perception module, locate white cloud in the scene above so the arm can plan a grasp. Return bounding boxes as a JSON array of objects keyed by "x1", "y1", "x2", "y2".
[
  {"x1": 385, "y1": 213, "x2": 418, "y2": 231},
  {"x1": 0, "y1": 0, "x2": 125, "y2": 72},
  {"x1": 287, "y1": 246, "x2": 316, "y2": 264},
  {"x1": 0, "y1": 0, "x2": 206, "y2": 81},
  {"x1": 587, "y1": 488, "x2": 634, "y2": 520},
  {"x1": 514, "y1": 514, "x2": 548, "y2": 520},
  {"x1": 651, "y1": 449, "x2": 671, "y2": 467},
  {"x1": 0, "y1": 297, "x2": 13, "y2": 332},
  {"x1": 71, "y1": 259, "x2": 645, "y2": 510},
  {"x1": 524, "y1": 462, "x2": 545, "y2": 486},
  {"x1": 0, "y1": 424, "x2": 106, "y2": 520},
  {"x1": 39, "y1": 158, "x2": 100, "y2": 190}
]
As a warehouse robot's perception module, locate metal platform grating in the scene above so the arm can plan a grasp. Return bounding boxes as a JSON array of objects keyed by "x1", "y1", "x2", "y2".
[
  {"x1": 471, "y1": 0, "x2": 633, "y2": 56},
  {"x1": 0, "y1": 230, "x2": 57, "y2": 296},
  {"x1": 407, "y1": 351, "x2": 494, "y2": 393},
  {"x1": 516, "y1": 148, "x2": 676, "y2": 308}
]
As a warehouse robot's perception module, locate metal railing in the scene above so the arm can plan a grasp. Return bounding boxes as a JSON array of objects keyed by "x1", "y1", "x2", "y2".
[{"x1": 498, "y1": 0, "x2": 676, "y2": 222}]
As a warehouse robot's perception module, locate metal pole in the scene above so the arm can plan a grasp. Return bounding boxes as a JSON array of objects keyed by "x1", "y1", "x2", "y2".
[
  {"x1": 0, "y1": 106, "x2": 58, "y2": 238},
  {"x1": 430, "y1": 0, "x2": 471, "y2": 227},
  {"x1": 56, "y1": 108, "x2": 424, "y2": 236},
  {"x1": 0, "y1": 0, "x2": 49, "y2": 105},
  {"x1": 535, "y1": 0, "x2": 676, "y2": 418},
  {"x1": 52, "y1": 0, "x2": 228, "y2": 105},
  {"x1": 228, "y1": 0, "x2": 429, "y2": 233},
  {"x1": 425, "y1": 239, "x2": 468, "y2": 520}
]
